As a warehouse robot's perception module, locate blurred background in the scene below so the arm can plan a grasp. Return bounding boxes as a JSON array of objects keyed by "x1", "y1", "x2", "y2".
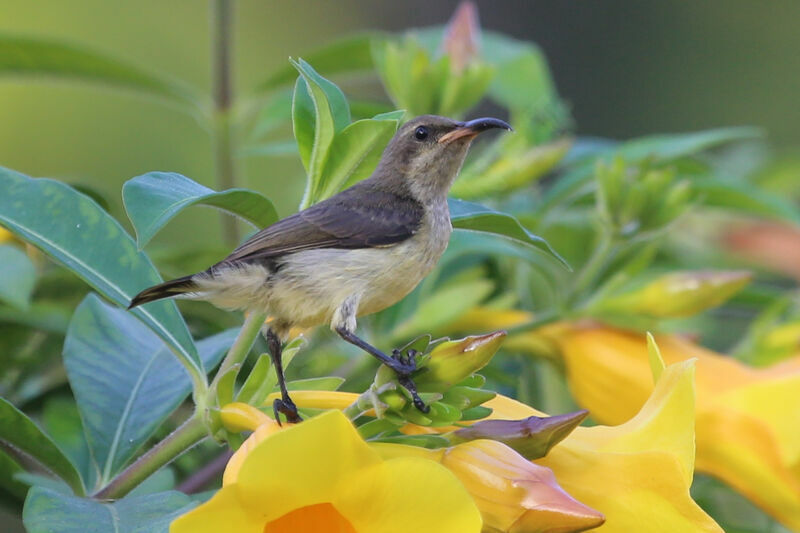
[
  {"x1": 2, "y1": 0, "x2": 799, "y2": 246},
  {"x1": 2, "y1": 1, "x2": 800, "y2": 531}
]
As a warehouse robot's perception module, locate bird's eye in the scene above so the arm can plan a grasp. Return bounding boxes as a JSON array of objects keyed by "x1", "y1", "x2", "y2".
[{"x1": 414, "y1": 126, "x2": 429, "y2": 141}]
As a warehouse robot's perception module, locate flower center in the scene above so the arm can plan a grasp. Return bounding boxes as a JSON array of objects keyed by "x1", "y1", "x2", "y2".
[{"x1": 264, "y1": 502, "x2": 357, "y2": 533}]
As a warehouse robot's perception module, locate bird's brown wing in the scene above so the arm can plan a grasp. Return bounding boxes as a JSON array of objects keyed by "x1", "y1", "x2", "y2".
[{"x1": 220, "y1": 185, "x2": 424, "y2": 264}]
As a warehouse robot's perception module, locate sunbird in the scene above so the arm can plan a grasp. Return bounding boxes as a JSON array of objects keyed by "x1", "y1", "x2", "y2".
[{"x1": 129, "y1": 115, "x2": 512, "y2": 422}]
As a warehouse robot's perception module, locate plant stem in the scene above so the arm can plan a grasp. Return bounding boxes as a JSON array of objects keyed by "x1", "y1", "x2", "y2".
[
  {"x1": 211, "y1": 0, "x2": 239, "y2": 245},
  {"x1": 570, "y1": 230, "x2": 614, "y2": 302},
  {"x1": 94, "y1": 414, "x2": 207, "y2": 500}
]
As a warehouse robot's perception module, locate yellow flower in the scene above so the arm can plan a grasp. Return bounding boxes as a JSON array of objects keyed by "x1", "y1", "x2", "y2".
[
  {"x1": 221, "y1": 403, "x2": 601, "y2": 532},
  {"x1": 0, "y1": 227, "x2": 12, "y2": 243},
  {"x1": 476, "y1": 357, "x2": 721, "y2": 532},
  {"x1": 548, "y1": 326, "x2": 800, "y2": 531},
  {"x1": 257, "y1": 357, "x2": 720, "y2": 532},
  {"x1": 171, "y1": 409, "x2": 481, "y2": 533}
]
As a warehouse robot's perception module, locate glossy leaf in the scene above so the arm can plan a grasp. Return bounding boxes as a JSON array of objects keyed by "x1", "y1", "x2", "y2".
[
  {"x1": 0, "y1": 244, "x2": 36, "y2": 309},
  {"x1": 318, "y1": 116, "x2": 400, "y2": 198},
  {"x1": 0, "y1": 167, "x2": 202, "y2": 374},
  {"x1": 41, "y1": 398, "x2": 96, "y2": 492},
  {"x1": 63, "y1": 294, "x2": 236, "y2": 481},
  {"x1": 0, "y1": 397, "x2": 84, "y2": 495},
  {"x1": 0, "y1": 34, "x2": 198, "y2": 107},
  {"x1": 292, "y1": 76, "x2": 316, "y2": 172},
  {"x1": 23, "y1": 486, "x2": 196, "y2": 533},
  {"x1": 257, "y1": 34, "x2": 382, "y2": 91},
  {"x1": 448, "y1": 198, "x2": 567, "y2": 266},
  {"x1": 122, "y1": 172, "x2": 279, "y2": 249}
]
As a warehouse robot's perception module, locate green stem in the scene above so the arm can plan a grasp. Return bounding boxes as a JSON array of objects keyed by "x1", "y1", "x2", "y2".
[
  {"x1": 211, "y1": 0, "x2": 239, "y2": 245},
  {"x1": 343, "y1": 399, "x2": 365, "y2": 421},
  {"x1": 570, "y1": 230, "x2": 615, "y2": 302},
  {"x1": 207, "y1": 311, "x2": 268, "y2": 405},
  {"x1": 94, "y1": 414, "x2": 207, "y2": 500}
]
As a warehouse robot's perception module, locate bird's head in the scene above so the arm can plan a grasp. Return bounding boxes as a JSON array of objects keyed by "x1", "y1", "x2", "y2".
[{"x1": 375, "y1": 114, "x2": 512, "y2": 202}]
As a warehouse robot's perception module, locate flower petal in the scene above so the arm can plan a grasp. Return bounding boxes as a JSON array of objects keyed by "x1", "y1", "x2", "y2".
[
  {"x1": 170, "y1": 486, "x2": 263, "y2": 533},
  {"x1": 334, "y1": 456, "x2": 482, "y2": 533},
  {"x1": 232, "y1": 410, "x2": 382, "y2": 523}
]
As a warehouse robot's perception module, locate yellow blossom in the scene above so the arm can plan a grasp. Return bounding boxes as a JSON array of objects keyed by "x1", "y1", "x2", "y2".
[
  {"x1": 172, "y1": 409, "x2": 481, "y2": 533},
  {"x1": 549, "y1": 326, "x2": 800, "y2": 530},
  {"x1": 257, "y1": 354, "x2": 720, "y2": 532}
]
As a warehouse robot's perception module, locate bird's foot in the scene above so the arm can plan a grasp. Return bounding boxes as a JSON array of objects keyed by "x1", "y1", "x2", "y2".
[
  {"x1": 272, "y1": 397, "x2": 302, "y2": 425},
  {"x1": 388, "y1": 348, "x2": 429, "y2": 414}
]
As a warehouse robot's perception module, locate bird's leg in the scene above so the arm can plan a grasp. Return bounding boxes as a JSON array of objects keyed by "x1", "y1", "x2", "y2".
[
  {"x1": 335, "y1": 327, "x2": 429, "y2": 413},
  {"x1": 265, "y1": 328, "x2": 302, "y2": 424}
]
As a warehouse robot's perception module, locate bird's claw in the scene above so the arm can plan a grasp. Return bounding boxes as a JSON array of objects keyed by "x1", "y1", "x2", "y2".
[
  {"x1": 389, "y1": 348, "x2": 429, "y2": 414},
  {"x1": 273, "y1": 398, "x2": 302, "y2": 425}
]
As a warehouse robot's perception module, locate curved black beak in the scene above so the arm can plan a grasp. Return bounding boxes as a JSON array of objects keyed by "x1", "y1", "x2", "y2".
[{"x1": 438, "y1": 117, "x2": 513, "y2": 144}]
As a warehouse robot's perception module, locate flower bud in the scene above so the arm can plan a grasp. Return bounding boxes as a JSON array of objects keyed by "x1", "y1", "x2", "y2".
[
  {"x1": 447, "y1": 410, "x2": 589, "y2": 460},
  {"x1": 414, "y1": 331, "x2": 506, "y2": 392},
  {"x1": 597, "y1": 270, "x2": 751, "y2": 318}
]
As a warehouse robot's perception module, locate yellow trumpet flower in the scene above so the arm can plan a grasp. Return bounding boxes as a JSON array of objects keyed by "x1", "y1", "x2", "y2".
[
  {"x1": 550, "y1": 325, "x2": 800, "y2": 531},
  {"x1": 171, "y1": 409, "x2": 481, "y2": 533},
  {"x1": 254, "y1": 352, "x2": 720, "y2": 531}
]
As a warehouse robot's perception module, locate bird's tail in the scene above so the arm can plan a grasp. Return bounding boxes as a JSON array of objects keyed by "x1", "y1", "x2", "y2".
[{"x1": 128, "y1": 275, "x2": 198, "y2": 309}]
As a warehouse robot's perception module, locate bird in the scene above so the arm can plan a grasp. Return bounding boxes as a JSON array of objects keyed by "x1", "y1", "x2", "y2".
[{"x1": 129, "y1": 114, "x2": 512, "y2": 423}]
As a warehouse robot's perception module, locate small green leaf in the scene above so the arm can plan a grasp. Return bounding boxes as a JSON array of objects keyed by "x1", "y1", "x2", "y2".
[
  {"x1": 0, "y1": 244, "x2": 36, "y2": 309},
  {"x1": 0, "y1": 34, "x2": 199, "y2": 108},
  {"x1": 122, "y1": 172, "x2": 279, "y2": 249},
  {"x1": 0, "y1": 397, "x2": 84, "y2": 496},
  {"x1": 0, "y1": 166, "x2": 201, "y2": 374},
  {"x1": 318, "y1": 116, "x2": 400, "y2": 199},
  {"x1": 262, "y1": 337, "x2": 306, "y2": 395},
  {"x1": 215, "y1": 364, "x2": 241, "y2": 408},
  {"x1": 23, "y1": 486, "x2": 196, "y2": 533},
  {"x1": 257, "y1": 34, "x2": 382, "y2": 91},
  {"x1": 371, "y1": 434, "x2": 451, "y2": 448},
  {"x1": 292, "y1": 76, "x2": 316, "y2": 172},
  {"x1": 64, "y1": 295, "x2": 236, "y2": 482},
  {"x1": 291, "y1": 58, "x2": 351, "y2": 208},
  {"x1": 285, "y1": 377, "x2": 345, "y2": 391},
  {"x1": 448, "y1": 198, "x2": 567, "y2": 267},
  {"x1": 236, "y1": 353, "x2": 272, "y2": 405}
]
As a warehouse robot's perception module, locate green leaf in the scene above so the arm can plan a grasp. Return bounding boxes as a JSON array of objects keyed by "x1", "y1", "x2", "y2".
[
  {"x1": 23, "y1": 486, "x2": 196, "y2": 533},
  {"x1": 448, "y1": 199, "x2": 567, "y2": 267},
  {"x1": 0, "y1": 396, "x2": 84, "y2": 496},
  {"x1": 63, "y1": 294, "x2": 236, "y2": 482},
  {"x1": 122, "y1": 172, "x2": 279, "y2": 249},
  {"x1": 292, "y1": 76, "x2": 316, "y2": 172},
  {"x1": 0, "y1": 34, "x2": 199, "y2": 108},
  {"x1": 257, "y1": 33, "x2": 382, "y2": 91},
  {"x1": 249, "y1": 89, "x2": 293, "y2": 140},
  {"x1": 318, "y1": 116, "x2": 400, "y2": 199},
  {"x1": 291, "y1": 58, "x2": 352, "y2": 208},
  {"x1": 0, "y1": 244, "x2": 36, "y2": 309},
  {"x1": 692, "y1": 177, "x2": 800, "y2": 223},
  {"x1": 540, "y1": 128, "x2": 763, "y2": 213},
  {"x1": 236, "y1": 353, "x2": 272, "y2": 405},
  {"x1": 285, "y1": 377, "x2": 345, "y2": 391},
  {"x1": 0, "y1": 450, "x2": 27, "y2": 499},
  {"x1": 41, "y1": 398, "x2": 96, "y2": 492},
  {"x1": 293, "y1": 58, "x2": 350, "y2": 134},
  {"x1": 0, "y1": 166, "x2": 202, "y2": 374}
]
